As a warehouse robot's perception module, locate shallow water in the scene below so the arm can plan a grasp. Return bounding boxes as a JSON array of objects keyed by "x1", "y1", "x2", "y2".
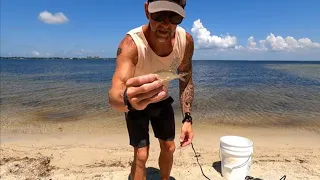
[{"x1": 1, "y1": 59, "x2": 319, "y2": 132}]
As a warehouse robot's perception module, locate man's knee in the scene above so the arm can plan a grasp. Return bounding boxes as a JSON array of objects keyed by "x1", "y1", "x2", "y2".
[
  {"x1": 159, "y1": 140, "x2": 175, "y2": 154},
  {"x1": 134, "y1": 147, "x2": 149, "y2": 163}
]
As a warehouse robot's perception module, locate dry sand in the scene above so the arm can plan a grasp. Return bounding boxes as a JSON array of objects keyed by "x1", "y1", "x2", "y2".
[{"x1": 1, "y1": 121, "x2": 320, "y2": 180}]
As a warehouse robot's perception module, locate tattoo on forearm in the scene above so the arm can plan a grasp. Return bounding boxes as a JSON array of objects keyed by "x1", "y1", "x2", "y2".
[{"x1": 180, "y1": 77, "x2": 194, "y2": 114}]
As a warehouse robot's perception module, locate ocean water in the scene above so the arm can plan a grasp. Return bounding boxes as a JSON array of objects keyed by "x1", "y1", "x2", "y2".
[{"x1": 1, "y1": 59, "x2": 319, "y2": 132}]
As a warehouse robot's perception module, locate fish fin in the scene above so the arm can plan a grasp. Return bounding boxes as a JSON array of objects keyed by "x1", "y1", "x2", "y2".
[
  {"x1": 178, "y1": 76, "x2": 186, "y2": 82},
  {"x1": 178, "y1": 72, "x2": 188, "y2": 82},
  {"x1": 154, "y1": 69, "x2": 173, "y2": 74}
]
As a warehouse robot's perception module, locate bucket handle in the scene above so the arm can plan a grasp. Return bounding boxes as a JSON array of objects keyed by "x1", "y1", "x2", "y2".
[{"x1": 219, "y1": 148, "x2": 252, "y2": 171}]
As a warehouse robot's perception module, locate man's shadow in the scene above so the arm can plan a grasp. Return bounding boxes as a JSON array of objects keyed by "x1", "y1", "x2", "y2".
[{"x1": 128, "y1": 167, "x2": 176, "y2": 180}]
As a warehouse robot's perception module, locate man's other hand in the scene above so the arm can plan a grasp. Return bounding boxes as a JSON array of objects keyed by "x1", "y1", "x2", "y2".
[{"x1": 180, "y1": 122, "x2": 194, "y2": 147}]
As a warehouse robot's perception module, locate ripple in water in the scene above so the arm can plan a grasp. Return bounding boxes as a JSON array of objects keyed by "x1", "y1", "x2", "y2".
[{"x1": 1, "y1": 59, "x2": 319, "y2": 132}]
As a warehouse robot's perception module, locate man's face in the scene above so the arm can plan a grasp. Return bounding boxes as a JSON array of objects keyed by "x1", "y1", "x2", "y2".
[{"x1": 148, "y1": 10, "x2": 183, "y2": 42}]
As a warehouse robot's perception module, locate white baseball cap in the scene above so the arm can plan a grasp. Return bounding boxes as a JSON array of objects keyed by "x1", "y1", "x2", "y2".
[{"x1": 148, "y1": 0, "x2": 186, "y2": 18}]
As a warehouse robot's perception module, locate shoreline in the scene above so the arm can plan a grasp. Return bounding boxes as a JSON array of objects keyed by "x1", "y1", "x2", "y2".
[
  {"x1": 1, "y1": 105, "x2": 319, "y2": 135},
  {"x1": 1, "y1": 124, "x2": 320, "y2": 180}
]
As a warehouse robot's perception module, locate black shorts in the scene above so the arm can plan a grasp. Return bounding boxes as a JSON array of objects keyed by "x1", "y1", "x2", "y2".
[{"x1": 124, "y1": 96, "x2": 175, "y2": 148}]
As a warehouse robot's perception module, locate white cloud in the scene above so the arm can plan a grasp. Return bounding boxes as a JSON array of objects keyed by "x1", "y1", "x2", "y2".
[
  {"x1": 32, "y1": 50, "x2": 40, "y2": 56},
  {"x1": 235, "y1": 45, "x2": 243, "y2": 50},
  {"x1": 298, "y1": 38, "x2": 320, "y2": 48},
  {"x1": 246, "y1": 36, "x2": 265, "y2": 51},
  {"x1": 190, "y1": 19, "x2": 320, "y2": 54},
  {"x1": 39, "y1": 11, "x2": 69, "y2": 24},
  {"x1": 253, "y1": 33, "x2": 320, "y2": 52},
  {"x1": 264, "y1": 33, "x2": 288, "y2": 51},
  {"x1": 285, "y1": 36, "x2": 300, "y2": 49},
  {"x1": 248, "y1": 36, "x2": 257, "y2": 48},
  {"x1": 191, "y1": 19, "x2": 237, "y2": 49}
]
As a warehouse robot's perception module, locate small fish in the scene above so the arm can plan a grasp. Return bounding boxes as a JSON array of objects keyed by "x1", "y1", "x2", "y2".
[{"x1": 154, "y1": 69, "x2": 188, "y2": 82}]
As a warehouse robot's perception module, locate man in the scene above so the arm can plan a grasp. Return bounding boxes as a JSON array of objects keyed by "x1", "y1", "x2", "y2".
[{"x1": 108, "y1": 0, "x2": 194, "y2": 179}]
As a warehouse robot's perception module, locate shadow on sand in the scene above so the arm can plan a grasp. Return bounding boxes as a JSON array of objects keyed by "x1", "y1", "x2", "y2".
[
  {"x1": 212, "y1": 161, "x2": 286, "y2": 180},
  {"x1": 212, "y1": 161, "x2": 222, "y2": 176},
  {"x1": 128, "y1": 167, "x2": 176, "y2": 180}
]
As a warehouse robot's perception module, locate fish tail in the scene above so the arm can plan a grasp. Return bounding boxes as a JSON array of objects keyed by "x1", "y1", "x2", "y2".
[{"x1": 178, "y1": 72, "x2": 188, "y2": 82}]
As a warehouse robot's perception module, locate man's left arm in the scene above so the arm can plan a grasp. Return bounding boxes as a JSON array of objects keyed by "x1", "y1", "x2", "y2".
[
  {"x1": 178, "y1": 32, "x2": 195, "y2": 147},
  {"x1": 178, "y1": 32, "x2": 194, "y2": 117}
]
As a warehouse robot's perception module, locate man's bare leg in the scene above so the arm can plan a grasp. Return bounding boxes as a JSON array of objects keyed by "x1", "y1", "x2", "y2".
[
  {"x1": 158, "y1": 139, "x2": 175, "y2": 180},
  {"x1": 130, "y1": 146, "x2": 149, "y2": 180}
]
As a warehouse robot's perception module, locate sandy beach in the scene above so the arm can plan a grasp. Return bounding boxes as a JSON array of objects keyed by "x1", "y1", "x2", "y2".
[
  {"x1": 1, "y1": 60, "x2": 320, "y2": 179},
  {"x1": 1, "y1": 112, "x2": 320, "y2": 180}
]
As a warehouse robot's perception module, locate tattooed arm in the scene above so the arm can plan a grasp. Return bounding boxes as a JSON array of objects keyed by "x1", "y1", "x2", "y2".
[
  {"x1": 178, "y1": 32, "x2": 195, "y2": 147},
  {"x1": 178, "y1": 32, "x2": 195, "y2": 116},
  {"x1": 108, "y1": 34, "x2": 138, "y2": 112}
]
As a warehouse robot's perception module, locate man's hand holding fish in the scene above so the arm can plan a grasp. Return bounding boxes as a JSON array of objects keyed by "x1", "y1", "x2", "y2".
[{"x1": 125, "y1": 74, "x2": 168, "y2": 111}]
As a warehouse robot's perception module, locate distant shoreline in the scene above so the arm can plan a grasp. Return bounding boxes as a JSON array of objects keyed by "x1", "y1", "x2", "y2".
[
  {"x1": 0, "y1": 56, "x2": 116, "y2": 60},
  {"x1": 1, "y1": 57, "x2": 320, "y2": 62}
]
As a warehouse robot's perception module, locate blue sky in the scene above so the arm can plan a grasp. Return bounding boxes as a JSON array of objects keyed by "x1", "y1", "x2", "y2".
[{"x1": 1, "y1": 0, "x2": 320, "y2": 60}]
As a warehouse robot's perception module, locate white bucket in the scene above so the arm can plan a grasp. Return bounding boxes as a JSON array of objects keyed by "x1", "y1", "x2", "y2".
[{"x1": 220, "y1": 136, "x2": 254, "y2": 180}]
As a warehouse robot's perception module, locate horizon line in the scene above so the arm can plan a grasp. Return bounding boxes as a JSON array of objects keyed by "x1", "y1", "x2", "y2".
[{"x1": 1, "y1": 56, "x2": 320, "y2": 62}]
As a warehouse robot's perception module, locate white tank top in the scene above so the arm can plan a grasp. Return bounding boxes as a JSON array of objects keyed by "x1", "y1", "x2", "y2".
[{"x1": 126, "y1": 25, "x2": 187, "y2": 89}]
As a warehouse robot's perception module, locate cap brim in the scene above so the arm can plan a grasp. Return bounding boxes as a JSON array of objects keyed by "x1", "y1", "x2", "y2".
[{"x1": 148, "y1": 1, "x2": 186, "y2": 18}]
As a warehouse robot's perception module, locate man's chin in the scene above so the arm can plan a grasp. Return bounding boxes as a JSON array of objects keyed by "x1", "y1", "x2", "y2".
[
  {"x1": 155, "y1": 34, "x2": 170, "y2": 43},
  {"x1": 156, "y1": 37, "x2": 167, "y2": 43}
]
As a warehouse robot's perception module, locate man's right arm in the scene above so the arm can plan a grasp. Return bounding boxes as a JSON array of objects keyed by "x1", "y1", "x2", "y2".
[
  {"x1": 109, "y1": 35, "x2": 168, "y2": 112},
  {"x1": 108, "y1": 34, "x2": 138, "y2": 112}
]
